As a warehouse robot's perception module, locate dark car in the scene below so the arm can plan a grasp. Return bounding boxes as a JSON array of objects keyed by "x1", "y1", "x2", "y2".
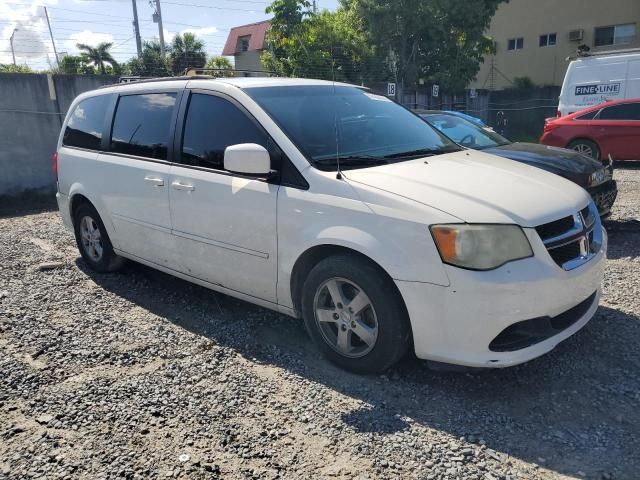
[{"x1": 421, "y1": 111, "x2": 618, "y2": 217}]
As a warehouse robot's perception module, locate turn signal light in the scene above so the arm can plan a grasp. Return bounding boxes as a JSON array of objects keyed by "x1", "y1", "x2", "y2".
[{"x1": 53, "y1": 151, "x2": 58, "y2": 178}]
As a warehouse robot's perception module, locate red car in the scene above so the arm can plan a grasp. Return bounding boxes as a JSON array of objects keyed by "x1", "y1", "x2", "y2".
[{"x1": 540, "y1": 99, "x2": 640, "y2": 162}]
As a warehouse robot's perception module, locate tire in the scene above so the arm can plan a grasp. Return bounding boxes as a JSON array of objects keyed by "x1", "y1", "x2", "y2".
[
  {"x1": 567, "y1": 139, "x2": 600, "y2": 161},
  {"x1": 73, "y1": 203, "x2": 126, "y2": 273},
  {"x1": 301, "y1": 255, "x2": 411, "y2": 373}
]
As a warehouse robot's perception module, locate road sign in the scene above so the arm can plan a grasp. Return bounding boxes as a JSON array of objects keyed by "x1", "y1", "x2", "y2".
[
  {"x1": 432, "y1": 84, "x2": 440, "y2": 97},
  {"x1": 387, "y1": 82, "x2": 396, "y2": 97}
]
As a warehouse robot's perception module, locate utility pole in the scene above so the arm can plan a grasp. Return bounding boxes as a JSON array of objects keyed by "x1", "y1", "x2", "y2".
[
  {"x1": 43, "y1": 7, "x2": 60, "y2": 69},
  {"x1": 312, "y1": 0, "x2": 317, "y2": 13},
  {"x1": 9, "y1": 28, "x2": 17, "y2": 66},
  {"x1": 151, "y1": 0, "x2": 166, "y2": 57},
  {"x1": 131, "y1": 0, "x2": 142, "y2": 56}
]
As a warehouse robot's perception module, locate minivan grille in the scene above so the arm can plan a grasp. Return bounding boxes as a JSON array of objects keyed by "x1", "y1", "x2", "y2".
[{"x1": 535, "y1": 204, "x2": 602, "y2": 271}]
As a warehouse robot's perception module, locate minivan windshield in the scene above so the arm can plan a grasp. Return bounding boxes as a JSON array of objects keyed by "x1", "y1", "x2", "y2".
[{"x1": 245, "y1": 85, "x2": 461, "y2": 170}]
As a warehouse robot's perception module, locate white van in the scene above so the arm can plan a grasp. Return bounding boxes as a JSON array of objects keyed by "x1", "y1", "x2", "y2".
[
  {"x1": 56, "y1": 77, "x2": 605, "y2": 373},
  {"x1": 558, "y1": 49, "x2": 640, "y2": 117}
]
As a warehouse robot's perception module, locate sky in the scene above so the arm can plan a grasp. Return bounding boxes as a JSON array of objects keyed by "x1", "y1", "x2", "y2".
[{"x1": 0, "y1": 0, "x2": 340, "y2": 70}]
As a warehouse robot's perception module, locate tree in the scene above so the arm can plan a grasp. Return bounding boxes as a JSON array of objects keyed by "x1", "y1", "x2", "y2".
[
  {"x1": 169, "y1": 32, "x2": 206, "y2": 75},
  {"x1": 205, "y1": 55, "x2": 234, "y2": 77},
  {"x1": 353, "y1": 0, "x2": 506, "y2": 93},
  {"x1": 126, "y1": 40, "x2": 171, "y2": 77},
  {"x1": 262, "y1": 0, "x2": 374, "y2": 83},
  {"x1": 76, "y1": 42, "x2": 118, "y2": 75},
  {"x1": 59, "y1": 55, "x2": 95, "y2": 74},
  {"x1": 0, "y1": 64, "x2": 33, "y2": 73}
]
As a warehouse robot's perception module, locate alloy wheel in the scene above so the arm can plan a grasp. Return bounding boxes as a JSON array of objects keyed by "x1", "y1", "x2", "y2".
[{"x1": 313, "y1": 277, "x2": 379, "y2": 358}]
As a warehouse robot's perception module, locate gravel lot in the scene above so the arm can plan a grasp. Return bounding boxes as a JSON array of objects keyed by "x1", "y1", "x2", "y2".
[{"x1": 1, "y1": 167, "x2": 639, "y2": 480}]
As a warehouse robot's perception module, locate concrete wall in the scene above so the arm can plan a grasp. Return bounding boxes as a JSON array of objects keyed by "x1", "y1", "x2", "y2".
[
  {"x1": 471, "y1": 0, "x2": 640, "y2": 89},
  {"x1": 0, "y1": 74, "x2": 117, "y2": 196}
]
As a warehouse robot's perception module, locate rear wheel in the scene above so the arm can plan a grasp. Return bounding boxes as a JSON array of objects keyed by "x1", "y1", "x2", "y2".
[
  {"x1": 73, "y1": 203, "x2": 125, "y2": 273},
  {"x1": 301, "y1": 255, "x2": 410, "y2": 373},
  {"x1": 568, "y1": 139, "x2": 600, "y2": 160}
]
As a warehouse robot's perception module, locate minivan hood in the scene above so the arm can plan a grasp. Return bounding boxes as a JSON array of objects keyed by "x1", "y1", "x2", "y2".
[
  {"x1": 483, "y1": 142, "x2": 602, "y2": 175},
  {"x1": 343, "y1": 150, "x2": 591, "y2": 227}
]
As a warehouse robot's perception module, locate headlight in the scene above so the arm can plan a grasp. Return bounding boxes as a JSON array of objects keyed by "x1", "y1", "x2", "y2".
[{"x1": 430, "y1": 224, "x2": 533, "y2": 270}]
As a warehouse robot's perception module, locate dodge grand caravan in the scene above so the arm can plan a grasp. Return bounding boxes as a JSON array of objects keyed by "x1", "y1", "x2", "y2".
[{"x1": 56, "y1": 77, "x2": 606, "y2": 373}]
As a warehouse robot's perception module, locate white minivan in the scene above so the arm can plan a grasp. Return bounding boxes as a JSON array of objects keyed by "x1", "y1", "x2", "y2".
[
  {"x1": 558, "y1": 49, "x2": 640, "y2": 116},
  {"x1": 56, "y1": 77, "x2": 606, "y2": 373}
]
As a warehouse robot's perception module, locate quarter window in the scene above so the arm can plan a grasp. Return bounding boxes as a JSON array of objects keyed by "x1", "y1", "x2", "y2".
[
  {"x1": 110, "y1": 93, "x2": 177, "y2": 160},
  {"x1": 180, "y1": 93, "x2": 270, "y2": 170},
  {"x1": 63, "y1": 95, "x2": 110, "y2": 150},
  {"x1": 598, "y1": 103, "x2": 640, "y2": 120}
]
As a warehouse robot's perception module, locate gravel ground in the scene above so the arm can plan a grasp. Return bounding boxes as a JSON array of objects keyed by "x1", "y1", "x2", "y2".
[{"x1": 1, "y1": 167, "x2": 639, "y2": 480}]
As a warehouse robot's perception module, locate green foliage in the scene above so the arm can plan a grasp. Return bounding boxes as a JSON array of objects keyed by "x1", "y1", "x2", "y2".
[
  {"x1": 169, "y1": 32, "x2": 206, "y2": 75},
  {"x1": 76, "y1": 42, "x2": 118, "y2": 75},
  {"x1": 0, "y1": 64, "x2": 33, "y2": 73},
  {"x1": 205, "y1": 55, "x2": 234, "y2": 77},
  {"x1": 262, "y1": 0, "x2": 374, "y2": 83},
  {"x1": 352, "y1": 0, "x2": 506, "y2": 92},
  {"x1": 512, "y1": 76, "x2": 535, "y2": 90},
  {"x1": 59, "y1": 55, "x2": 95, "y2": 74},
  {"x1": 126, "y1": 40, "x2": 171, "y2": 77}
]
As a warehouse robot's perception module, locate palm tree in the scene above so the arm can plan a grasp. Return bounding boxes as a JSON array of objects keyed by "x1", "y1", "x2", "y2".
[
  {"x1": 205, "y1": 55, "x2": 233, "y2": 77},
  {"x1": 169, "y1": 32, "x2": 206, "y2": 75},
  {"x1": 76, "y1": 42, "x2": 118, "y2": 74}
]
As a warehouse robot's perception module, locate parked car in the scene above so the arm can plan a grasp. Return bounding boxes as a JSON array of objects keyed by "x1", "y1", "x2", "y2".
[
  {"x1": 422, "y1": 111, "x2": 618, "y2": 217},
  {"x1": 558, "y1": 49, "x2": 640, "y2": 117},
  {"x1": 542, "y1": 99, "x2": 640, "y2": 164},
  {"x1": 56, "y1": 78, "x2": 606, "y2": 373}
]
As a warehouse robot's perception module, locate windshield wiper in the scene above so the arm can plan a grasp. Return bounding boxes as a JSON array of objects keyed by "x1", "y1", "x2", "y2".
[
  {"x1": 384, "y1": 145, "x2": 461, "y2": 160},
  {"x1": 313, "y1": 155, "x2": 389, "y2": 169}
]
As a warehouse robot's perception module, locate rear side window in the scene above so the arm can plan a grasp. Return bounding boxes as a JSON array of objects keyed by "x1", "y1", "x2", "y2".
[
  {"x1": 110, "y1": 93, "x2": 177, "y2": 160},
  {"x1": 180, "y1": 93, "x2": 269, "y2": 170},
  {"x1": 63, "y1": 95, "x2": 110, "y2": 150},
  {"x1": 576, "y1": 110, "x2": 598, "y2": 120},
  {"x1": 599, "y1": 103, "x2": 640, "y2": 120}
]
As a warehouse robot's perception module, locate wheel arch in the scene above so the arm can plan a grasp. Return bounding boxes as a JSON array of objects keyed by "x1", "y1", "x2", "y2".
[
  {"x1": 566, "y1": 137, "x2": 601, "y2": 159},
  {"x1": 289, "y1": 244, "x2": 411, "y2": 328}
]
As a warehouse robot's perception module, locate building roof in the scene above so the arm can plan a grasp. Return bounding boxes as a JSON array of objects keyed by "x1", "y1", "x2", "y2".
[{"x1": 222, "y1": 20, "x2": 271, "y2": 56}]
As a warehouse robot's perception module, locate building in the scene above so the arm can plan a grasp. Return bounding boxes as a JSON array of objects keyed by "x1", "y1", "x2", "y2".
[
  {"x1": 221, "y1": 20, "x2": 271, "y2": 75},
  {"x1": 471, "y1": 0, "x2": 640, "y2": 90}
]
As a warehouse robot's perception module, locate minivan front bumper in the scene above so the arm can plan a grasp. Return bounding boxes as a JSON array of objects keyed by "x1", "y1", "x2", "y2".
[{"x1": 396, "y1": 226, "x2": 607, "y2": 368}]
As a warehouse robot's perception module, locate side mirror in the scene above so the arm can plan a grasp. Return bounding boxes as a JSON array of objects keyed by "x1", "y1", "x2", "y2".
[{"x1": 224, "y1": 143, "x2": 271, "y2": 176}]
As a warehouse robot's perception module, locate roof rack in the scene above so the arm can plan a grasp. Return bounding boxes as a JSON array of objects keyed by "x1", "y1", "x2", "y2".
[
  {"x1": 568, "y1": 47, "x2": 640, "y2": 61},
  {"x1": 183, "y1": 67, "x2": 278, "y2": 77}
]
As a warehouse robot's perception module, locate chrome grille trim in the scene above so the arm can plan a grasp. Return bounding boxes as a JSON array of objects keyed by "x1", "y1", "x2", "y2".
[{"x1": 536, "y1": 203, "x2": 603, "y2": 271}]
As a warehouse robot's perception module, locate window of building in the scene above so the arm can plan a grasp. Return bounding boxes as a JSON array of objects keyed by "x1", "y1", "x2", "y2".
[
  {"x1": 539, "y1": 33, "x2": 557, "y2": 47},
  {"x1": 110, "y1": 93, "x2": 177, "y2": 160},
  {"x1": 181, "y1": 93, "x2": 270, "y2": 171},
  {"x1": 594, "y1": 23, "x2": 637, "y2": 47},
  {"x1": 508, "y1": 37, "x2": 524, "y2": 50},
  {"x1": 237, "y1": 36, "x2": 250, "y2": 53},
  {"x1": 598, "y1": 102, "x2": 640, "y2": 120},
  {"x1": 63, "y1": 95, "x2": 110, "y2": 150}
]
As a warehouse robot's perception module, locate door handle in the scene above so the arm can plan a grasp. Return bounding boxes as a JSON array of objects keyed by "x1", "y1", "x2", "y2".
[
  {"x1": 144, "y1": 175, "x2": 164, "y2": 186},
  {"x1": 171, "y1": 181, "x2": 195, "y2": 191}
]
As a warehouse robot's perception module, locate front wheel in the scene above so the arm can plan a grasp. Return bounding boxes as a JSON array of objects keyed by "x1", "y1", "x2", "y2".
[
  {"x1": 568, "y1": 139, "x2": 600, "y2": 160},
  {"x1": 301, "y1": 255, "x2": 411, "y2": 373}
]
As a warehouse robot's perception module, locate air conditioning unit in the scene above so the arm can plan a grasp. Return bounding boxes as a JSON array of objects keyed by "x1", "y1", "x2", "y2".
[{"x1": 569, "y1": 29, "x2": 584, "y2": 42}]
